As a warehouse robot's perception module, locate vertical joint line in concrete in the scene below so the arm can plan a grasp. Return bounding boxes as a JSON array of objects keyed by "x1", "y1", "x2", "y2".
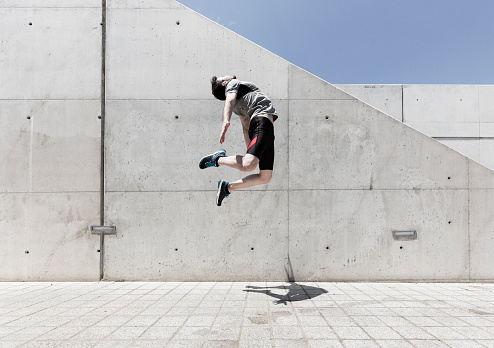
[
  {"x1": 477, "y1": 86, "x2": 481, "y2": 154},
  {"x1": 286, "y1": 65, "x2": 292, "y2": 282},
  {"x1": 401, "y1": 84, "x2": 404, "y2": 123},
  {"x1": 467, "y1": 163, "x2": 471, "y2": 281},
  {"x1": 99, "y1": 0, "x2": 107, "y2": 281}
]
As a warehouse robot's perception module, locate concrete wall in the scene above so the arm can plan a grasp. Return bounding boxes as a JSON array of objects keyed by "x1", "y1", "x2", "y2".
[
  {"x1": 0, "y1": 1, "x2": 101, "y2": 280},
  {"x1": 337, "y1": 85, "x2": 494, "y2": 171},
  {"x1": 102, "y1": 1, "x2": 494, "y2": 281},
  {"x1": 1, "y1": 0, "x2": 494, "y2": 282}
]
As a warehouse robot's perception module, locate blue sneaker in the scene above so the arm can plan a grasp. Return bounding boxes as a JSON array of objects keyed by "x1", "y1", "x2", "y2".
[
  {"x1": 199, "y1": 149, "x2": 226, "y2": 169},
  {"x1": 216, "y1": 180, "x2": 230, "y2": 206}
]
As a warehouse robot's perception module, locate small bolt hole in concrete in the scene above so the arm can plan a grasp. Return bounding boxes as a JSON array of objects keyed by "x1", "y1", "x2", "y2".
[
  {"x1": 448, "y1": 176, "x2": 451, "y2": 180},
  {"x1": 448, "y1": 221, "x2": 452, "y2": 224},
  {"x1": 29, "y1": 22, "x2": 32, "y2": 26},
  {"x1": 251, "y1": 247, "x2": 254, "y2": 251},
  {"x1": 176, "y1": 20, "x2": 180, "y2": 25},
  {"x1": 175, "y1": 115, "x2": 179, "y2": 119},
  {"x1": 175, "y1": 248, "x2": 178, "y2": 251},
  {"x1": 27, "y1": 116, "x2": 31, "y2": 120},
  {"x1": 400, "y1": 246, "x2": 403, "y2": 250},
  {"x1": 25, "y1": 251, "x2": 30, "y2": 254}
]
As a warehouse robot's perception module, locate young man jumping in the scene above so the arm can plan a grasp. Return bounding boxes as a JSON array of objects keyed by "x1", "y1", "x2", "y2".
[{"x1": 199, "y1": 75, "x2": 278, "y2": 206}]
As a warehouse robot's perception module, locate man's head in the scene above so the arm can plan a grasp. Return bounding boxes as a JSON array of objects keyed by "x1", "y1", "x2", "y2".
[{"x1": 211, "y1": 75, "x2": 237, "y2": 100}]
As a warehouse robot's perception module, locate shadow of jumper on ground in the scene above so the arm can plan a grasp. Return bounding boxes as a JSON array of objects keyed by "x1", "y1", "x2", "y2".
[{"x1": 243, "y1": 283, "x2": 328, "y2": 305}]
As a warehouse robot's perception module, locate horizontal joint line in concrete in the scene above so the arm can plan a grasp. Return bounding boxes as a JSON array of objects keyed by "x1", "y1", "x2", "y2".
[
  {"x1": 104, "y1": 188, "x2": 471, "y2": 193},
  {"x1": 105, "y1": 98, "x2": 356, "y2": 101},
  {"x1": 0, "y1": 191, "x2": 100, "y2": 194},
  {"x1": 289, "y1": 188, "x2": 470, "y2": 191},
  {"x1": 105, "y1": 190, "x2": 280, "y2": 193},
  {"x1": 107, "y1": 99, "x2": 218, "y2": 101},
  {"x1": 434, "y1": 137, "x2": 494, "y2": 140},
  {"x1": 288, "y1": 98, "x2": 355, "y2": 101},
  {"x1": 0, "y1": 99, "x2": 100, "y2": 101},
  {"x1": 109, "y1": 8, "x2": 187, "y2": 10},
  {"x1": 0, "y1": 7, "x2": 102, "y2": 9}
]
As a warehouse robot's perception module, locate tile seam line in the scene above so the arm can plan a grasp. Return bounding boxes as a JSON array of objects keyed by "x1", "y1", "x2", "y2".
[
  {"x1": 67, "y1": 282, "x2": 167, "y2": 344},
  {"x1": 124, "y1": 283, "x2": 183, "y2": 343},
  {"x1": 159, "y1": 282, "x2": 212, "y2": 343}
]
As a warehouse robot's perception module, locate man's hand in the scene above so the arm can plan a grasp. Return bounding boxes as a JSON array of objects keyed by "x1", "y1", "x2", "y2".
[{"x1": 219, "y1": 121, "x2": 230, "y2": 144}]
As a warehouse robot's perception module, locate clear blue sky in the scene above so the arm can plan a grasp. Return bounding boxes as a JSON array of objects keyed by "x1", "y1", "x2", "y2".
[{"x1": 178, "y1": 0, "x2": 494, "y2": 85}]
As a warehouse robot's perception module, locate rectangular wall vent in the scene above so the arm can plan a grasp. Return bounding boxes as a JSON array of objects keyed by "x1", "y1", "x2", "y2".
[{"x1": 392, "y1": 230, "x2": 417, "y2": 241}]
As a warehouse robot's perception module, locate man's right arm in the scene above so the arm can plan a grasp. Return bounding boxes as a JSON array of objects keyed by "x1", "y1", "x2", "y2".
[{"x1": 219, "y1": 92, "x2": 236, "y2": 144}]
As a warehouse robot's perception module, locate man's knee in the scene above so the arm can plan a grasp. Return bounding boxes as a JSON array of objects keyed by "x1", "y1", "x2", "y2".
[
  {"x1": 241, "y1": 156, "x2": 258, "y2": 172},
  {"x1": 259, "y1": 171, "x2": 272, "y2": 184},
  {"x1": 259, "y1": 176, "x2": 271, "y2": 185},
  {"x1": 242, "y1": 163, "x2": 257, "y2": 172}
]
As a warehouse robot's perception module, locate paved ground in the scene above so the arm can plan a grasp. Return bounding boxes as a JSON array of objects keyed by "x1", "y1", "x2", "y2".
[{"x1": 1, "y1": 282, "x2": 494, "y2": 347}]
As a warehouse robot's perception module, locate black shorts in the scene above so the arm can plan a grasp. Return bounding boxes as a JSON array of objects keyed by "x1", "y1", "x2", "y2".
[{"x1": 246, "y1": 116, "x2": 275, "y2": 170}]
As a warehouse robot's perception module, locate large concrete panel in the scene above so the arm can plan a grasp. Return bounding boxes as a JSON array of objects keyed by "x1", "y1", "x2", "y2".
[
  {"x1": 0, "y1": 193, "x2": 100, "y2": 281},
  {"x1": 0, "y1": 102, "x2": 31, "y2": 192},
  {"x1": 0, "y1": 7, "x2": 101, "y2": 99},
  {"x1": 480, "y1": 123, "x2": 494, "y2": 137},
  {"x1": 105, "y1": 100, "x2": 288, "y2": 192},
  {"x1": 106, "y1": 7, "x2": 289, "y2": 100},
  {"x1": 479, "y1": 86, "x2": 494, "y2": 123},
  {"x1": 289, "y1": 189, "x2": 469, "y2": 281},
  {"x1": 289, "y1": 99, "x2": 469, "y2": 190},
  {"x1": 403, "y1": 85, "x2": 479, "y2": 123},
  {"x1": 0, "y1": 100, "x2": 101, "y2": 193},
  {"x1": 336, "y1": 84, "x2": 403, "y2": 121},
  {"x1": 469, "y1": 189, "x2": 494, "y2": 280},
  {"x1": 104, "y1": 191, "x2": 289, "y2": 281}
]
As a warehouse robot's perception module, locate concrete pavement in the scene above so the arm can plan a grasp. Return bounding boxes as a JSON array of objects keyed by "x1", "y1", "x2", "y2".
[{"x1": 1, "y1": 281, "x2": 494, "y2": 347}]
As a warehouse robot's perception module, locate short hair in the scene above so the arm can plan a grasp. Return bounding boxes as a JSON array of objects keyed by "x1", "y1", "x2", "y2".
[{"x1": 210, "y1": 76, "x2": 226, "y2": 100}]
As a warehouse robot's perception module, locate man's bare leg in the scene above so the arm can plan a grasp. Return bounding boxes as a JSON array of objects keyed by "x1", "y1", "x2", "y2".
[
  {"x1": 228, "y1": 170, "x2": 272, "y2": 192},
  {"x1": 217, "y1": 154, "x2": 258, "y2": 173}
]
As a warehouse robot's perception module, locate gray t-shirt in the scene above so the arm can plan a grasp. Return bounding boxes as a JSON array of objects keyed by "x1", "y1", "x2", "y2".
[{"x1": 225, "y1": 79, "x2": 278, "y2": 121}]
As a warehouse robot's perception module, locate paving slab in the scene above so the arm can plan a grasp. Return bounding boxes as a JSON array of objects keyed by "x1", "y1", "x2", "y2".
[{"x1": 0, "y1": 282, "x2": 494, "y2": 347}]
